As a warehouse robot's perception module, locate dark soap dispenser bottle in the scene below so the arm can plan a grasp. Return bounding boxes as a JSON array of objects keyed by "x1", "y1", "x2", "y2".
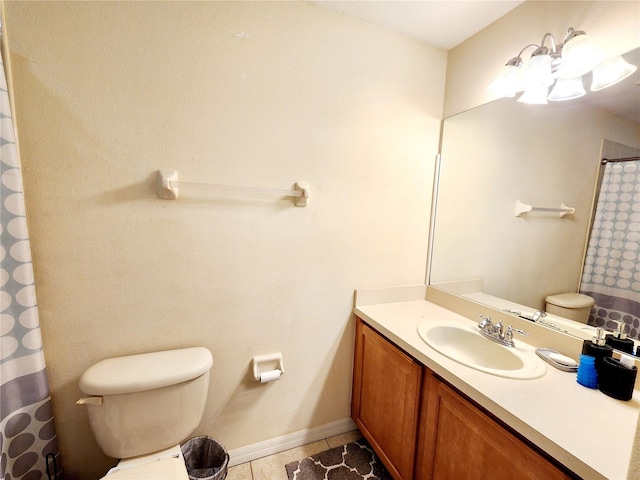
[
  {"x1": 582, "y1": 328, "x2": 614, "y2": 376},
  {"x1": 605, "y1": 321, "x2": 635, "y2": 354}
]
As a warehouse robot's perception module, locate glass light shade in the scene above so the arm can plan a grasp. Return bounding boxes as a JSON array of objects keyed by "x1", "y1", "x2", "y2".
[
  {"x1": 590, "y1": 55, "x2": 638, "y2": 91},
  {"x1": 522, "y1": 54, "x2": 554, "y2": 89},
  {"x1": 556, "y1": 33, "x2": 604, "y2": 79},
  {"x1": 486, "y1": 64, "x2": 525, "y2": 97},
  {"x1": 517, "y1": 85, "x2": 549, "y2": 104},
  {"x1": 548, "y1": 76, "x2": 586, "y2": 101}
]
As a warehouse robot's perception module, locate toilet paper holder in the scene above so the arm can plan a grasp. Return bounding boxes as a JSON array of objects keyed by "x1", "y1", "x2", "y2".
[{"x1": 253, "y1": 353, "x2": 285, "y2": 383}]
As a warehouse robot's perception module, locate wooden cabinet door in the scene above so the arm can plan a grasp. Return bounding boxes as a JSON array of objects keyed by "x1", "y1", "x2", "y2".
[
  {"x1": 352, "y1": 319, "x2": 422, "y2": 480},
  {"x1": 418, "y1": 374, "x2": 571, "y2": 480}
]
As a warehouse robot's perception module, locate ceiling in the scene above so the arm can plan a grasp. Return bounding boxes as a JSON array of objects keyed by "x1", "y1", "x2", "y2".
[{"x1": 308, "y1": 0, "x2": 525, "y2": 50}]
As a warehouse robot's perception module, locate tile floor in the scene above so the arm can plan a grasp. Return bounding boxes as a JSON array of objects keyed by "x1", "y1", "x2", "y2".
[{"x1": 225, "y1": 429, "x2": 363, "y2": 480}]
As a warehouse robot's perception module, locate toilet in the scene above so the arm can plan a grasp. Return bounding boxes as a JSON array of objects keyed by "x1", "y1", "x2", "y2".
[
  {"x1": 545, "y1": 293, "x2": 595, "y2": 324},
  {"x1": 77, "y1": 347, "x2": 213, "y2": 479}
]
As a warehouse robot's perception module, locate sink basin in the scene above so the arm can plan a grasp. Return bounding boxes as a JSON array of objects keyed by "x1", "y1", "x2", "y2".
[{"x1": 417, "y1": 322, "x2": 546, "y2": 380}]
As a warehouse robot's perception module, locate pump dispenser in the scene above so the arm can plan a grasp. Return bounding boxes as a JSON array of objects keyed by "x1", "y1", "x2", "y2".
[
  {"x1": 598, "y1": 354, "x2": 638, "y2": 401},
  {"x1": 605, "y1": 322, "x2": 635, "y2": 354},
  {"x1": 582, "y1": 328, "x2": 614, "y2": 376}
]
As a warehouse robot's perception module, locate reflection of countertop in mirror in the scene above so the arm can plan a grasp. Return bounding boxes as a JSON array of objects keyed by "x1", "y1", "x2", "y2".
[
  {"x1": 354, "y1": 285, "x2": 639, "y2": 480},
  {"x1": 462, "y1": 291, "x2": 600, "y2": 339},
  {"x1": 460, "y1": 290, "x2": 640, "y2": 352}
]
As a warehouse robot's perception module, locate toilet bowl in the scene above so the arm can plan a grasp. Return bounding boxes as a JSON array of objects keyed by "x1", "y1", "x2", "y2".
[
  {"x1": 545, "y1": 293, "x2": 595, "y2": 324},
  {"x1": 104, "y1": 446, "x2": 188, "y2": 479},
  {"x1": 77, "y1": 347, "x2": 213, "y2": 479}
]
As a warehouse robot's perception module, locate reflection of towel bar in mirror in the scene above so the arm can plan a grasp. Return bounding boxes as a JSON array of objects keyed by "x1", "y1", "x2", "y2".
[
  {"x1": 156, "y1": 170, "x2": 309, "y2": 206},
  {"x1": 515, "y1": 200, "x2": 575, "y2": 217}
]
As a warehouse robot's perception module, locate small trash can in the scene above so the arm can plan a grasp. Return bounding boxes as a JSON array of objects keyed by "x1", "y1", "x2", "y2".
[{"x1": 181, "y1": 436, "x2": 229, "y2": 480}]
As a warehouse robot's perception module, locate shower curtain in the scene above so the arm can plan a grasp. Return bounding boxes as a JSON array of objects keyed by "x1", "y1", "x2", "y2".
[
  {"x1": 580, "y1": 157, "x2": 640, "y2": 340},
  {"x1": 0, "y1": 51, "x2": 61, "y2": 478}
]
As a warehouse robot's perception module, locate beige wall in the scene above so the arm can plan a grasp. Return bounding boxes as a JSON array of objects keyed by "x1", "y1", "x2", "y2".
[
  {"x1": 2, "y1": 2, "x2": 446, "y2": 478},
  {"x1": 445, "y1": 1, "x2": 640, "y2": 117}
]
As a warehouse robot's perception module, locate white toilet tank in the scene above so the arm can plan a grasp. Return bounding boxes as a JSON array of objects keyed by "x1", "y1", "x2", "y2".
[
  {"x1": 545, "y1": 293, "x2": 595, "y2": 324},
  {"x1": 78, "y1": 347, "x2": 213, "y2": 459}
]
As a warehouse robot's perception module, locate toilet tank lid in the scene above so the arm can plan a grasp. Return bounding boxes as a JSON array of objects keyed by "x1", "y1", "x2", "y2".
[
  {"x1": 545, "y1": 293, "x2": 595, "y2": 308},
  {"x1": 79, "y1": 347, "x2": 213, "y2": 395}
]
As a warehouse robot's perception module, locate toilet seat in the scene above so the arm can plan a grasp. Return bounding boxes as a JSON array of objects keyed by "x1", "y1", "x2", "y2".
[
  {"x1": 102, "y1": 457, "x2": 189, "y2": 480},
  {"x1": 102, "y1": 445, "x2": 189, "y2": 480}
]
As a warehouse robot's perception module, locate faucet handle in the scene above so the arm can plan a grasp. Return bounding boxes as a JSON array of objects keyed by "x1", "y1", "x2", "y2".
[
  {"x1": 503, "y1": 326, "x2": 529, "y2": 343},
  {"x1": 476, "y1": 313, "x2": 492, "y2": 330},
  {"x1": 509, "y1": 326, "x2": 529, "y2": 336}
]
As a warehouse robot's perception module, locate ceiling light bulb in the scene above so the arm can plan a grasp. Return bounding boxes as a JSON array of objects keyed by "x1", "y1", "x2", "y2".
[
  {"x1": 557, "y1": 31, "x2": 604, "y2": 79},
  {"x1": 517, "y1": 85, "x2": 549, "y2": 104},
  {"x1": 548, "y1": 76, "x2": 586, "y2": 101},
  {"x1": 486, "y1": 57, "x2": 524, "y2": 98},
  {"x1": 486, "y1": 65, "x2": 524, "y2": 97},
  {"x1": 591, "y1": 55, "x2": 638, "y2": 91},
  {"x1": 522, "y1": 54, "x2": 554, "y2": 89}
]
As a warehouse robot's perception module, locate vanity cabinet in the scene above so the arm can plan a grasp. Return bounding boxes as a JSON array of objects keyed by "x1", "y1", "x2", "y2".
[
  {"x1": 416, "y1": 372, "x2": 572, "y2": 480},
  {"x1": 351, "y1": 319, "x2": 422, "y2": 480},
  {"x1": 352, "y1": 318, "x2": 575, "y2": 480}
]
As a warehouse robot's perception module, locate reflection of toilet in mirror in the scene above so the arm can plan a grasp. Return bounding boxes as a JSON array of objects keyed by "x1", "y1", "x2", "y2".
[{"x1": 545, "y1": 293, "x2": 595, "y2": 324}]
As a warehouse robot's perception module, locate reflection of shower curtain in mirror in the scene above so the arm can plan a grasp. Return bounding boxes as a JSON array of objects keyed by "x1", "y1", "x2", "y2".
[
  {"x1": 580, "y1": 154, "x2": 640, "y2": 340},
  {"x1": 0, "y1": 49, "x2": 62, "y2": 478}
]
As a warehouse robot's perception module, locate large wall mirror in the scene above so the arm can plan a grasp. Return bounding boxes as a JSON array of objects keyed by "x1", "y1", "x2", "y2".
[{"x1": 430, "y1": 47, "x2": 640, "y2": 344}]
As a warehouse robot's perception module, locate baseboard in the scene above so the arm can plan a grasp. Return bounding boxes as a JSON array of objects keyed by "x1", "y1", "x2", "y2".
[{"x1": 227, "y1": 417, "x2": 357, "y2": 467}]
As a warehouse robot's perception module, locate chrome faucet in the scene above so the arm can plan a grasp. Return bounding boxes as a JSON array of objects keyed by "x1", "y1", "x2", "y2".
[
  {"x1": 530, "y1": 311, "x2": 569, "y2": 334},
  {"x1": 477, "y1": 314, "x2": 529, "y2": 348}
]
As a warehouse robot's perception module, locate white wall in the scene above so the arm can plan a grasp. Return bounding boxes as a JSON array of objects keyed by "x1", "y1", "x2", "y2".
[{"x1": 2, "y1": 2, "x2": 446, "y2": 478}]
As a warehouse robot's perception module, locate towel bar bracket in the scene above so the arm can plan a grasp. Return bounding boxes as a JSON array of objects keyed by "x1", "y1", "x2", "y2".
[
  {"x1": 158, "y1": 169, "x2": 179, "y2": 199},
  {"x1": 293, "y1": 182, "x2": 309, "y2": 207}
]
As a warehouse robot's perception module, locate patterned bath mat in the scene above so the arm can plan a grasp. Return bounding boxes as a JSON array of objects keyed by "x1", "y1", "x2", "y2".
[{"x1": 285, "y1": 439, "x2": 392, "y2": 480}]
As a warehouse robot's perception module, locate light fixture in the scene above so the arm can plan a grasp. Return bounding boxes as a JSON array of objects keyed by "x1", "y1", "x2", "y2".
[
  {"x1": 590, "y1": 55, "x2": 638, "y2": 91},
  {"x1": 486, "y1": 57, "x2": 525, "y2": 97},
  {"x1": 548, "y1": 76, "x2": 586, "y2": 101},
  {"x1": 555, "y1": 28, "x2": 603, "y2": 79},
  {"x1": 517, "y1": 44, "x2": 555, "y2": 104},
  {"x1": 522, "y1": 47, "x2": 555, "y2": 89},
  {"x1": 517, "y1": 85, "x2": 550, "y2": 104},
  {"x1": 487, "y1": 27, "x2": 637, "y2": 104}
]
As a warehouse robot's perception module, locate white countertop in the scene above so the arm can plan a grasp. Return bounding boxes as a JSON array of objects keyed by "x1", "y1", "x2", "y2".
[{"x1": 354, "y1": 298, "x2": 640, "y2": 480}]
